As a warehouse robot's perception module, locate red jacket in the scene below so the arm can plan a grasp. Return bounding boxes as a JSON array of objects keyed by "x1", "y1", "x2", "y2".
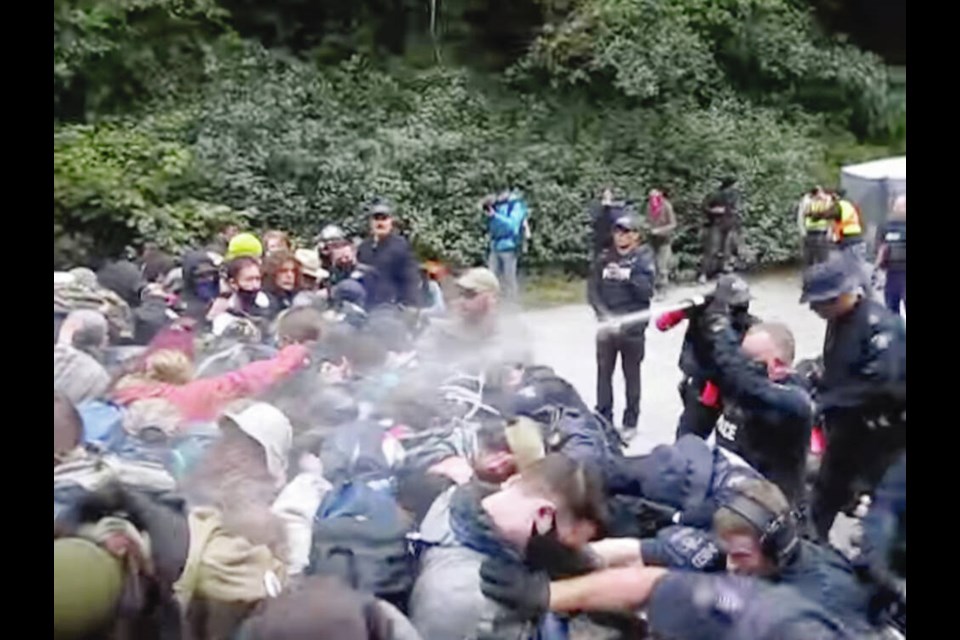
[{"x1": 113, "y1": 344, "x2": 309, "y2": 422}]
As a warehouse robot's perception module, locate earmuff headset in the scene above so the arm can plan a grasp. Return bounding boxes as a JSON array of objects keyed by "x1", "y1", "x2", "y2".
[{"x1": 722, "y1": 493, "x2": 799, "y2": 566}]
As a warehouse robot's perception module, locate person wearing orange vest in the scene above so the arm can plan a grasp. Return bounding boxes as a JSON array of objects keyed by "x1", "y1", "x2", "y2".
[{"x1": 808, "y1": 189, "x2": 872, "y2": 293}]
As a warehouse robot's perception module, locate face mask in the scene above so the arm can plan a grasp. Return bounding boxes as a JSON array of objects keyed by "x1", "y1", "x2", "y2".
[
  {"x1": 237, "y1": 288, "x2": 260, "y2": 308},
  {"x1": 194, "y1": 280, "x2": 220, "y2": 302},
  {"x1": 524, "y1": 517, "x2": 588, "y2": 577}
]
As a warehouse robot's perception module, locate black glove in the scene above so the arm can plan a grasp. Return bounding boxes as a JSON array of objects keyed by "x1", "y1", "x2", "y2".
[
  {"x1": 480, "y1": 557, "x2": 550, "y2": 620},
  {"x1": 678, "y1": 496, "x2": 720, "y2": 530}
]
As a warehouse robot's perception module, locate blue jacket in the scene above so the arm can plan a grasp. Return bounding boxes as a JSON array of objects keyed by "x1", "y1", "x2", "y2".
[{"x1": 488, "y1": 197, "x2": 528, "y2": 253}]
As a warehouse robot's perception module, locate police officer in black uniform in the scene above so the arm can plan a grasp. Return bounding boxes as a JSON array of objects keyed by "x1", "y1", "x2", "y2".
[
  {"x1": 857, "y1": 451, "x2": 906, "y2": 633},
  {"x1": 479, "y1": 555, "x2": 854, "y2": 640},
  {"x1": 605, "y1": 434, "x2": 763, "y2": 537},
  {"x1": 587, "y1": 212, "x2": 655, "y2": 437},
  {"x1": 695, "y1": 284, "x2": 814, "y2": 506},
  {"x1": 800, "y1": 256, "x2": 906, "y2": 541},
  {"x1": 659, "y1": 275, "x2": 761, "y2": 440},
  {"x1": 713, "y1": 479, "x2": 879, "y2": 637}
]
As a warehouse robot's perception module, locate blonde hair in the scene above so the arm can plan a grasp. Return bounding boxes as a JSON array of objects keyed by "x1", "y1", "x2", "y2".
[
  {"x1": 713, "y1": 478, "x2": 790, "y2": 538},
  {"x1": 144, "y1": 349, "x2": 195, "y2": 384},
  {"x1": 116, "y1": 349, "x2": 195, "y2": 389}
]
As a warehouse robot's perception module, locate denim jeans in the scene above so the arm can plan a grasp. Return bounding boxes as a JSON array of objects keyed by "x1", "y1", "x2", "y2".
[{"x1": 488, "y1": 250, "x2": 519, "y2": 301}]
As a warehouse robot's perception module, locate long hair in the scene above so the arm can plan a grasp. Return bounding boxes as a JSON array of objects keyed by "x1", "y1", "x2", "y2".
[{"x1": 262, "y1": 250, "x2": 302, "y2": 296}]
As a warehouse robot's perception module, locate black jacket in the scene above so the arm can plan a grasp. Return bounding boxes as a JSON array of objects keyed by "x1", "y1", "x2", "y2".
[
  {"x1": 680, "y1": 306, "x2": 759, "y2": 381},
  {"x1": 702, "y1": 186, "x2": 742, "y2": 229},
  {"x1": 587, "y1": 244, "x2": 655, "y2": 332},
  {"x1": 606, "y1": 434, "x2": 762, "y2": 530},
  {"x1": 858, "y1": 451, "x2": 906, "y2": 586},
  {"x1": 647, "y1": 573, "x2": 853, "y2": 639},
  {"x1": 777, "y1": 540, "x2": 876, "y2": 636},
  {"x1": 356, "y1": 234, "x2": 421, "y2": 308},
  {"x1": 820, "y1": 298, "x2": 906, "y2": 422},
  {"x1": 700, "y1": 307, "x2": 814, "y2": 505}
]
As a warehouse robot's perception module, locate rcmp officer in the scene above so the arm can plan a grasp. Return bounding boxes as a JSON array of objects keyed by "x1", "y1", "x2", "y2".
[
  {"x1": 587, "y1": 212, "x2": 655, "y2": 436},
  {"x1": 479, "y1": 559, "x2": 853, "y2": 640},
  {"x1": 713, "y1": 479, "x2": 878, "y2": 636},
  {"x1": 800, "y1": 255, "x2": 906, "y2": 541},
  {"x1": 693, "y1": 283, "x2": 814, "y2": 505},
  {"x1": 656, "y1": 274, "x2": 761, "y2": 440}
]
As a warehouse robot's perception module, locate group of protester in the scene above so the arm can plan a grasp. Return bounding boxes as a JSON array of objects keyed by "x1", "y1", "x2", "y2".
[{"x1": 54, "y1": 195, "x2": 905, "y2": 639}]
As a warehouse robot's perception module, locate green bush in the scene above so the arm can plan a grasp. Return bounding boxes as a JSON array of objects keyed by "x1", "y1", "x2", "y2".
[
  {"x1": 54, "y1": 116, "x2": 246, "y2": 268},
  {"x1": 183, "y1": 45, "x2": 821, "y2": 273},
  {"x1": 52, "y1": 0, "x2": 904, "y2": 277}
]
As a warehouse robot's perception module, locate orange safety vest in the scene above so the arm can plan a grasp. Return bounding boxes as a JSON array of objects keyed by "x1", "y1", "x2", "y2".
[{"x1": 835, "y1": 200, "x2": 863, "y2": 240}]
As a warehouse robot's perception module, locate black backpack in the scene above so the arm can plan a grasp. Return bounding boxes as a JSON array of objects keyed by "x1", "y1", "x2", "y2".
[{"x1": 307, "y1": 479, "x2": 415, "y2": 607}]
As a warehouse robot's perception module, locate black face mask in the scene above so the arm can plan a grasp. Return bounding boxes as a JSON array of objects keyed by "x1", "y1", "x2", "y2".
[
  {"x1": 237, "y1": 288, "x2": 260, "y2": 309},
  {"x1": 525, "y1": 518, "x2": 593, "y2": 579}
]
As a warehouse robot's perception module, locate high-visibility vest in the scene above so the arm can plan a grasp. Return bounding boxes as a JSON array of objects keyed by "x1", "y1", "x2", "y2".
[
  {"x1": 804, "y1": 198, "x2": 831, "y2": 232},
  {"x1": 836, "y1": 200, "x2": 862, "y2": 239}
]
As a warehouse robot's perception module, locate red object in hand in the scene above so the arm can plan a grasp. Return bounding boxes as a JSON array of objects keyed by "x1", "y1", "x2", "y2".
[
  {"x1": 810, "y1": 425, "x2": 826, "y2": 455},
  {"x1": 700, "y1": 381, "x2": 721, "y2": 408},
  {"x1": 656, "y1": 309, "x2": 688, "y2": 332}
]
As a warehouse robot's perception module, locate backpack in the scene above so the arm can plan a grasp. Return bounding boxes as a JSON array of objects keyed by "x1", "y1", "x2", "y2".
[
  {"x1": 319, "y1": 420, "x2": 401, "y2": 485},
  {"x1": 307, "y1": 479, "x2": 415, "y2": 604}
]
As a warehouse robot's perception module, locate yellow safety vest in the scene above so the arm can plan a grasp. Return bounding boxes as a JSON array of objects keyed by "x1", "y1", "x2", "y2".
[
  {"x1": 804, "y1": 198, "x2": 831, "y2": 232},
  {"x1": 837, "y1": 200, "x2": 862, "y2": 238}
]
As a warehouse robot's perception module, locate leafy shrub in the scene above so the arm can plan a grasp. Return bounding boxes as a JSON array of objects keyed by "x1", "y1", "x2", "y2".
[{"x1": 54, "y1": 116, "x2": 246, "y2": 268}]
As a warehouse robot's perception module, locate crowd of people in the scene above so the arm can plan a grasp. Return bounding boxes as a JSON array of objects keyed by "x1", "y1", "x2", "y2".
[{"x1": 54, "y1": 194, "x2": 905, "y2": 640}]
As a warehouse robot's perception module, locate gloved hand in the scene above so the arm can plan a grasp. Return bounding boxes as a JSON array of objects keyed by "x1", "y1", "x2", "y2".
[
  {"x1": 480, "y1": 557, "x2": 550, "y2": 620},
  {"x1": 678, "y1": 496, "x2": 721, "y2": 530},
  {"x1": 656, "y1": 309, "x2": 687, "y2": 332},
  {"x1": 655, "y1": 526, "x2": 726, "y2": 572}
]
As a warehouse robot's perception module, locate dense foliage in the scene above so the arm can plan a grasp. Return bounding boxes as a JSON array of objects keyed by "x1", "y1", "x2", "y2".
[{"x1": 53, "y1": 0, "x2": 906, "y2": 274}]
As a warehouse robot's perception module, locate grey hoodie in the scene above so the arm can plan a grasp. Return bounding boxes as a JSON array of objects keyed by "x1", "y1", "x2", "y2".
[{"x1": 409, "y1": 487, "x2": 536, "y2": 640}]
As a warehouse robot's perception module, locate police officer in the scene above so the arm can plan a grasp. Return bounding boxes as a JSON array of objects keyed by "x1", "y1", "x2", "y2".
[
  {"x1": 875, "y1": 195, "x2": 906, "y2": 315},
  {"x1": 694, "y1": 286, "x2": 814, "y2": 506},
  {"x1": 657, "y1": 274, "x2": 760, "y2": 440},
  {"x1": 605, "y1": 434, "x2": 763, "y2": 536},
  {"x1": 800, "y1": 255, "x2": 906, "y2": 541},
  {"x1": 479, "y1": 557, "x2": 854, "y2": 639},
  {"x1": 713, "y1": 478, "x2": 879, "y2": 636},
  {"x1": 587, "y1": 213, "x2": 655, "y2": 437},
  {"x1": 857, "y1": 451, "x2": 906, "y2": 633}
]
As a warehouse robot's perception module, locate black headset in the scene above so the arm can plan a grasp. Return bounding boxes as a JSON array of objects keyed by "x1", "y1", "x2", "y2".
[{"x1": 722, "y1": 492, "x2": 799, "y2": 566}]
